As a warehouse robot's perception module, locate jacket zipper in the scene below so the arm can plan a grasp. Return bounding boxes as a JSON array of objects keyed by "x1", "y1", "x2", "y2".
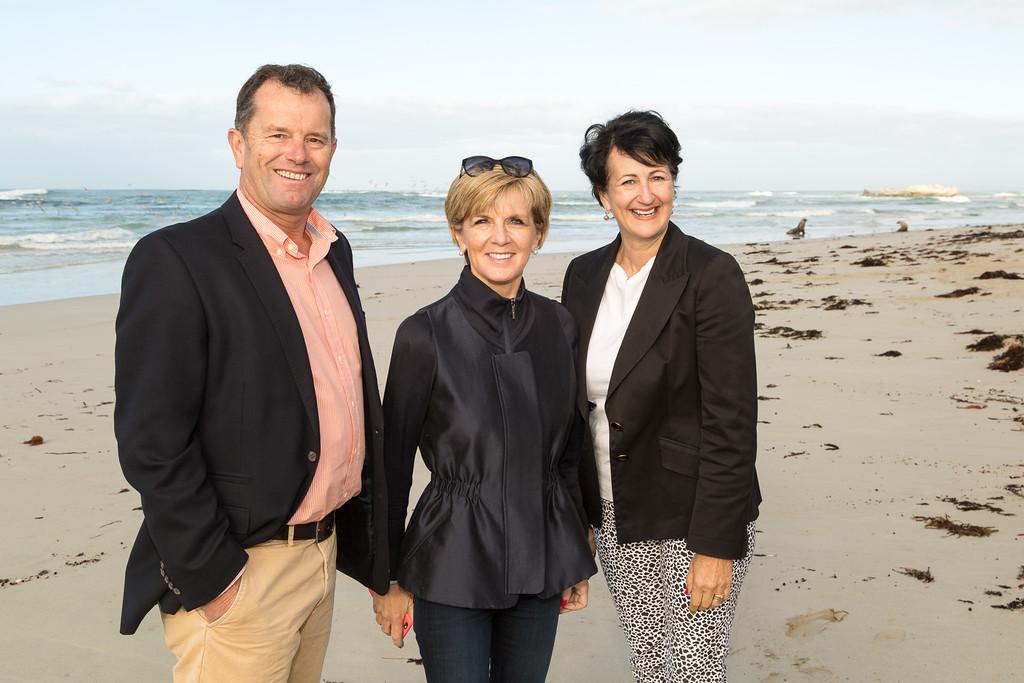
[{"x1": 509, "y1": 297, "x2": 517, "y2": 320}]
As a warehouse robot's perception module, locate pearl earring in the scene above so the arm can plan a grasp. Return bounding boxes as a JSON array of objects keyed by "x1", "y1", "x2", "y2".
[{"x1": 603, "y1": 208, "x2": 612, "y2": 221}]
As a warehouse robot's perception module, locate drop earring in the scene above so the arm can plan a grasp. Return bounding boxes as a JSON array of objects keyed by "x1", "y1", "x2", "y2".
[{"x1": 603, "y1": 208, "x2": 612, "y2": 221}]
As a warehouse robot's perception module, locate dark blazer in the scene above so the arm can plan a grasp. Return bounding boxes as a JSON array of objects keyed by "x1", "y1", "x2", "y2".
[
  {"x1": 114, "y1": 193, "x2": 389, "y2": 635},
  {"x1": 383, "y1": 268, "x2": 596, "y2": 609},
  {"x1": 560, "y1": 223, "x2": 761, "y2": 559}
]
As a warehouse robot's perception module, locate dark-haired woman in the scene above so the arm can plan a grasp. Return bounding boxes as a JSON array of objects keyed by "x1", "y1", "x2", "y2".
[{"x1": 561, "y1": 111, "x2": 761, "y2": 682}]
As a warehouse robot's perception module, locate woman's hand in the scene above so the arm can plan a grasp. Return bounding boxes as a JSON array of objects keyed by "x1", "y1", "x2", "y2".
[
  {"x1": 587, "y1": 527, "x2": 597, "y2": 556},
  {"x1": 685, "y1": 553, "x2": 733, "y2": 614},
  {"x1": 561, "y1": 579, "x2": 589, "y2": 613},
  {"x1": 371, "y1": 584, "x2": 414, "y2": 647}
]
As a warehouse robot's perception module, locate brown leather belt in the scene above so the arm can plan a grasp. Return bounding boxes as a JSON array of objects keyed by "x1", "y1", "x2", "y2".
[{"x1": 272, "y1": 511, "x2": 335, "y2": 543}]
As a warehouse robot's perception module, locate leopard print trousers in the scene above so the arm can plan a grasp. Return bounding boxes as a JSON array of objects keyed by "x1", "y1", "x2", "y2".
[{"x1": 595, "y1": 499, "x2": 756, "y2": 683}]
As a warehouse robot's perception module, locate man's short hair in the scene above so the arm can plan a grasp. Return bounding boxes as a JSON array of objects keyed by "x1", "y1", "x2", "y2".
[{"x1": 235, "y1": 64, "x2": 336, "y2": 139}]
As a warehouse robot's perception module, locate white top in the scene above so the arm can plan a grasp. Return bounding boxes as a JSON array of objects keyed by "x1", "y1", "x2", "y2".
[{"x1": 586, "y1": 256, "x2": 657, "y2": 501}]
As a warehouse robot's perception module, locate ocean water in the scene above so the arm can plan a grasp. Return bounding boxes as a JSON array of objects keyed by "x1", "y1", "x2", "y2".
[{"x1": 1, "y1": 187, "x2": 1023, "y2": 306}]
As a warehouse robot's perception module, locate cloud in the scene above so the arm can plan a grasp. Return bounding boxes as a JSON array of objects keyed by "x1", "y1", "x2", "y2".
[
  {"x1": 0, "y1": 86, "x2": 234, "y2": 189},
  {"x1": 662, "y1": 101, "x2": 1024, "y2": 189},
  {"x1": 1, "y1": 89, "x2": 1021, "y2": 191},
  {"x1": 603, "y1": 0, "x2": 1024, "y2": 24}
]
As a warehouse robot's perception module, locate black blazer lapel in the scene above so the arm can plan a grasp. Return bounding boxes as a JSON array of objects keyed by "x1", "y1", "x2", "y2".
[
  {"x1": 568, "y1": 237, "x2": 619, "y2": 416},
  {"x1": 223, "y1": 193, "x2": 320, "y2": 438},
  {"x1": 607, "y1": 223, "x2": 690, "y2": 399},
  {"x1": 325, "y1": 245, "x2": 366, "y2": 346}
]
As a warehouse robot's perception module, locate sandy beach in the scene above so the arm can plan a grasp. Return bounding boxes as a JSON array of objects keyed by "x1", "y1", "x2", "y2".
[{"x1": 0, "y1": 223, "x2": 1021, "y2": 682}]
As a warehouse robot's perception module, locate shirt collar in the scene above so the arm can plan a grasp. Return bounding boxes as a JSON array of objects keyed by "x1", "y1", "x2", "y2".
[{"x1": 236, "y1": 187, "x2": 338, "y2": 257}]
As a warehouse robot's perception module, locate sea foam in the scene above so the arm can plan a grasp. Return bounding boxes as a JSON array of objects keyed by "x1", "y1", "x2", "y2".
[
  {"x1": 0, "y1": 188, "x2": 48, "y2": 200},
  {"x1": 332, "y1": 214, "x2": 447, "y2": 223},
  {"x1": 745, "y1": 209, "x2": 835, "y2": 218},
  {"x1": 682, "y1": 200, "x2": 757, "y2": 209},
  {"x1": 0, "y1": 227, "x2": 135, "y2": 247}
]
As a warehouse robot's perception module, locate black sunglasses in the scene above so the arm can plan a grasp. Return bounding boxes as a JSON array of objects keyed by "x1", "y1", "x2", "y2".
[{"x1": 461, "y1": 155, "x2": 534, "y2": 178}]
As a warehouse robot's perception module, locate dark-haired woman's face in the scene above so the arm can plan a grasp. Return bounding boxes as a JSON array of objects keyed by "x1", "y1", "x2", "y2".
[{"x1": 598, "y1": 147, "x2": 674, "y2": 243}]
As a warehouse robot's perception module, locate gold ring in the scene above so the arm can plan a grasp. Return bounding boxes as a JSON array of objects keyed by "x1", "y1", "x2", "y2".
[{"x1": 713, "y1": 594, "x2": 725, "y2": 601}]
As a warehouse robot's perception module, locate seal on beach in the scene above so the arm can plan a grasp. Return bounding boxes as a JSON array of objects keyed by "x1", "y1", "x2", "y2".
[
  {"x1": 787, "y1": 218, "x2": 807, "y2": 237},
  {"x1": 897, "y1": 220, "x2": 909, "y2": 232}
]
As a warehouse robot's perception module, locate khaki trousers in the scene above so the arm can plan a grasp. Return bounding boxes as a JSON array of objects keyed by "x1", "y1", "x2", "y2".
[{"x1": 161, "y1": 530, "x2": 338, "y2": 683}]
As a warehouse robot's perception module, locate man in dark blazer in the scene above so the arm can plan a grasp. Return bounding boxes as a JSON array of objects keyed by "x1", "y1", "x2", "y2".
[{"x1": 114, "y1": 64, "x2": 388, "y2": 682}]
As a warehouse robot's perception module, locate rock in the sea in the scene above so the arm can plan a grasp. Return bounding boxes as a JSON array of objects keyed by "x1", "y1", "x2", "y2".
[{"x1": 861, "y1": 184, "x2": 959, "y2": 198}]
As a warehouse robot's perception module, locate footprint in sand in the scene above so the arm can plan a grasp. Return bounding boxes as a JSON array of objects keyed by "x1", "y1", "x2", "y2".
[
  {"x1": 794, "y1": 657, "x2": 836, "y2": 680},
  {"x1": 785, "y1": 608, "x2": 849, "y2": 637},
  {"x1": 873, "y1": 629, "x2": 906, "y2": 642},
  {"x1": 760, "y1": 661, "x2": 836, "y2": 682}
]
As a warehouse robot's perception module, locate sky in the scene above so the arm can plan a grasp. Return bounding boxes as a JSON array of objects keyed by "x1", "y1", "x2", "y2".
[{"x1": 1, "y1": 0, "x2": 1022, "y2": 192}]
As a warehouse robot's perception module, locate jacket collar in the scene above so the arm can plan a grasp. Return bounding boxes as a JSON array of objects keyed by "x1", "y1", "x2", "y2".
[
  {"x1": 570, "y1": 222, "x2": 691, "y2": 407},
  {"x1": 453, "y1": 266, "x2": 530, "y2": 352},
  {"x1": 606, "y1": 223, "x2": 690, "y2": 398},
  {"x1": 223, "y1": 191, "x2": 320, "y2": 438}
]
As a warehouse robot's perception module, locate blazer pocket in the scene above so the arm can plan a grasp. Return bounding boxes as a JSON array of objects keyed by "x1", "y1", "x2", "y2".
[
  {"x1": 659, "y1": 436, "x2": 700, "y2": 477},
  {"x1": 210, "y1": 472, "x2": 250, "y2": 509},
  {"x1": 222, "y1": 505, "x2": 251, "y2": 535}
]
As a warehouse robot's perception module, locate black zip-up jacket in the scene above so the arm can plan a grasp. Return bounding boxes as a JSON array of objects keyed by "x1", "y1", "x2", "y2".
[{"x1": 383, "y1": 267, "x2": 596, "y2": 608}]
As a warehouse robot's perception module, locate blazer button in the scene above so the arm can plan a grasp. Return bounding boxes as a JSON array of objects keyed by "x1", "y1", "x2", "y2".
[
  {"x1": 610, "y1": 421, "x2": 624, "y2": 432},
  {"x1": 615, "y1": 453, "x2": 629, "y2": 461},
  {"x1": 307, "y1": 450, "x2": 318, "y2": 462}
]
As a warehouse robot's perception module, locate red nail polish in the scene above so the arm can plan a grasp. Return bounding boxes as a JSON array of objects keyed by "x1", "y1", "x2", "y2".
[{"x1": 561, "y1": 599, "x2": 568, "y2": 608}]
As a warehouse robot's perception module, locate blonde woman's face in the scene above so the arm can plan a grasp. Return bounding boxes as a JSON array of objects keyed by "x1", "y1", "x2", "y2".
[{"x1": 454, "y1": 190, "x2": 541, "y2": 299}]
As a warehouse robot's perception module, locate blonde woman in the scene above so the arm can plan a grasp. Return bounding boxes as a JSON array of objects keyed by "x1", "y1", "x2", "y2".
[{"x1": 373, "y1": 157, "x2": 595, "y2": 682}]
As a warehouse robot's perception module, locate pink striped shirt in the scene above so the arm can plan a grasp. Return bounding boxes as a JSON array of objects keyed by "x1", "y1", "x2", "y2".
[{"x1": 238, "y1": 188, "x2": 365, "y2": 525}]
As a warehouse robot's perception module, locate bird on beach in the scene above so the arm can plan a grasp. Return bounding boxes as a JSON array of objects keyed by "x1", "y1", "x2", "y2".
[
  {"x1": 896, "y1": 220, "x2": 909, "y2": 232},
  {"x1": 787, "y1": 218, "x2": 806, "y2": 238}
]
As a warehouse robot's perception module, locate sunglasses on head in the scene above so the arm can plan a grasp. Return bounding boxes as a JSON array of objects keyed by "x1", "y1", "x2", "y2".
[{"x1": 460, "y1": 155, "x2": 534, "y2": 178}]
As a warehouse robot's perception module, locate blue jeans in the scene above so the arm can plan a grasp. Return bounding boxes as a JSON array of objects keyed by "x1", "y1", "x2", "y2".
[{"x1": 413, "y1": 594, "x2": 562, "y2": 682}]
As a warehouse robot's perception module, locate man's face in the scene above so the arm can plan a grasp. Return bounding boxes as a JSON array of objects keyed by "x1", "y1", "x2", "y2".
[{"x1": 228, "y1": 80, "x2": 336, "y2": 225}]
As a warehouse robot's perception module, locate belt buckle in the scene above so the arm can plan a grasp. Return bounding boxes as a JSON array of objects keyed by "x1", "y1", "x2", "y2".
[{"x1": 315, "y1": 513, "x2": 332, "y2": 542}]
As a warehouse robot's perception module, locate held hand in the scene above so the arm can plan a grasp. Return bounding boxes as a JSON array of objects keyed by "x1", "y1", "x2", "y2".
[
  {"x1": 372, "y1": 584, "x2": 414, "y2": 647},
  {"x1": 200, "y1": 577, "x2": 240, "y2": 623},
  {"x1": 685, "y1": 553, "x2": 733, "y2": 614},
  {"x1": 587, "y1": 527, "x2": 597, "y2": 557},
  {"x1": 560, "y1": 579, "x2": 589, "y2": 614}
]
